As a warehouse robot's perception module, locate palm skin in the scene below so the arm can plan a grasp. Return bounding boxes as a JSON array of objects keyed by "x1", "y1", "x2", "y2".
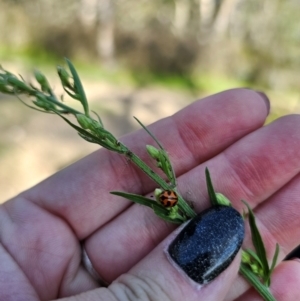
[{"x1": 1, "y1": 89, "x2": 300, "y2": 301}]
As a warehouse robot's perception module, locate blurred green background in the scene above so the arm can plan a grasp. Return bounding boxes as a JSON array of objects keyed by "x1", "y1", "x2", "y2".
[{"x1": 0, "y1": 0, "x2": 300, "y2": 202}]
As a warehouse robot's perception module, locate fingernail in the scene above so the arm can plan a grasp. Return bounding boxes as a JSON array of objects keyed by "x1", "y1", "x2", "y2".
[
  {"x1": 243, "y1": 88, "x2": 270, "y2": 114},
  {"x1": 255, "y1": 90, "x2": 270, "y2": 114},
  {"x1": 168, "y1": 205, "x2": 244, "y2": 285}
]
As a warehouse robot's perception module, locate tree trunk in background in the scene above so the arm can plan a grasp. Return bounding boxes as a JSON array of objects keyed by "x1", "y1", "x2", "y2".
[
  {"x1": 173, "y1": 0, "x2": 191, "y2": 37},
  {"x1": 198, "y1": 0, "x2": 240, "y2": 39},
  {"x1": 212, "y1": 0, "x2": 239, "y2": 37},
  {"x1": 95, "y1": 0, "x2": 115, "y2": 66},
  {"x1": 79, "y1": 0, "x2": 116, "y2": 66},
  {"x1": 199, "y1": 0, "x2": 215, "y2": 29},
  {"x1": 78, "y1": 0, "x2": 98, "y2": 28}
]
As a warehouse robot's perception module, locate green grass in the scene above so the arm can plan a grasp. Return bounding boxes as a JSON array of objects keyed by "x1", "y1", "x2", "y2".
[{"x1": 0, "y1": 45, "x2": 62, "y2": 66}]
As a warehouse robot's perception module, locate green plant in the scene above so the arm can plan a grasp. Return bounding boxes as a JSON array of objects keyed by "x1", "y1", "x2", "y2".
[{"x1": 0, "y1": 59, "x2": 279, "y2": 300}]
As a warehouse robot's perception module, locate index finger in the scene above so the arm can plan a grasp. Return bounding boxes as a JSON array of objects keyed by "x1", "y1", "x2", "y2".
[{"x1": 22, "y1": 88, "x2": 269, "y2": 238}]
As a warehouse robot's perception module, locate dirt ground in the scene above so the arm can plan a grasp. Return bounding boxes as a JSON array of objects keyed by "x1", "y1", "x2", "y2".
[{"x1": 0, "y1": 75, "x2": 299, "y2": 203}]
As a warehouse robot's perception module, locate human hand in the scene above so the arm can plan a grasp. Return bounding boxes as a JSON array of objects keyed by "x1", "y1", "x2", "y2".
[{"x1": 1, "y1": 89, "x2": 300, "y2": 301}]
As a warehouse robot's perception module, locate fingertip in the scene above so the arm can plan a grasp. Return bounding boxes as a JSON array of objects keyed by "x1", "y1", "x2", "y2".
[
  {"x1": 237, "y1": 88, "x2": 270, "y2": 115},
  {"x1": 167, "y1": 206, "x2": 244, "y2": 285},
  {"x1": 124, "y1": 206, "x2": 244, "y2": 301},
  {"x1": 254, "y1": 90, "x2": 270, "y2": 115}
]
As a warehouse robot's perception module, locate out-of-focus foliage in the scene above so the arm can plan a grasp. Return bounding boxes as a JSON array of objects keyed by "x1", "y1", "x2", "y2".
[{"x1": 0, "y1": 0, "x2": 299, "y2": 89}]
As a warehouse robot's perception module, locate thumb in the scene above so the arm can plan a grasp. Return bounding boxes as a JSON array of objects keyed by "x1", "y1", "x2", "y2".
[{"x1": 61, "y1": 205, "x2": 244, "y2": 301}]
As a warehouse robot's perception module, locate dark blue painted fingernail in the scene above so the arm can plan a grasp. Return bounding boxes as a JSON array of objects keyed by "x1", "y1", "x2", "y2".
[{"x1": 168, "y1": 205, "x2": 244, "y2": 285}]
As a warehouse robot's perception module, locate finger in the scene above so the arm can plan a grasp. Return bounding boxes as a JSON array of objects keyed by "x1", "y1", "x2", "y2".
[
  {"x1": 177, "y1": 114, "x2": 300, "y2": 212},
  {"x1": 234, "y1": 260, "x2": 300, "y2": 301},
  {"x1": 60, "y1": 206, "x2": 244, "y2": 301},
  {"x1": 0, "y1": 198, "x2": 99, "y2": 300},
  {"x1": 226, "y1": 171, "x2": 300, "y2": 300},
  {"x1": 85, "y1": 115, "x2": 300, "y2": 282},
  {"x1": 23, "y1": 88, "x2": 268, "y2": 238},
  {"x1": 244, "y1": 171, "x2": 300, "y2": 260},
  {"x1": 0, "y1": 243, "x2": 40, "y2": 301},
  {"x1": 181, "y1": 116, "x2": 300, "y2": 273}
]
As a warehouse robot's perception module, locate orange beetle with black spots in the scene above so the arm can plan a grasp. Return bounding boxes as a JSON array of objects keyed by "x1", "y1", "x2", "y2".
[{"x1": 159, "y1": 190, "x2": 178, "y2": 208}]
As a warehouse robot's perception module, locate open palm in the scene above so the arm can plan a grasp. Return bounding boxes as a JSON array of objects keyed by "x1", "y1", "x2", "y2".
[{"x1": 1, "y1": 89, "x2": 300, "y2": 301}]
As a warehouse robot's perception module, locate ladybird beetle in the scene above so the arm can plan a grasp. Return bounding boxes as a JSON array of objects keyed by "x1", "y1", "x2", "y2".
[{"x1": 159, "y1": 190, "x2": 178, "y2": 208}]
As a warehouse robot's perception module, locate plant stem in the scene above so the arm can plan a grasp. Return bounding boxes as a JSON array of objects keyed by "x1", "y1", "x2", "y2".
[
  {"x1": 47, "y1": 95, "x2": 82, "y2": 115},
  {"x1": 239, "y1": 264, "x2": 276, "y2": 301},
  {"x1": 124, "y1": 146, "x2": 196, "y2": 219}
]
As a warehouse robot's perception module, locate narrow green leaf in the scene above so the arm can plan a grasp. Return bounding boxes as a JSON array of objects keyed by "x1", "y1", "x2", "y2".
[
  {"x1": 65, "y1": 59, "x2": 89, "y2": 116},
  {"x1": 135, "y1": 117, "x2": 177, "y2": 186},
  {"x1": 244, "y1": 248, "x2": 263, "y2": 268},
  {"x1": 15, "y1": 94, "x2": 53, "y2": 113},
  {"x1": 55, "y1": 113, "x2": 123, "y2": 152},
  {"x1": 56, "y1": 113, "x2": 99, "y2": 140},
  {"x1": 110, "y1": 191, "x2": 160, "y2": 209},
  {"x1": 92, "y1": 110, "x2": 104, "y2": 127},
  {"x1": 269, "y1": 243, "x2": 280, "y2": 274},
  {"x1": 205, "y1": 168, "x2": 219, "y2": 206},
  {"x1": 62, "y1": 86, "x2": 78, "y2": 100},
  {"x1": 134, "y1": 117, "x2": 164, "y2": 149},
  {"x1": 239, "y1": 264, "x2": 277, "y2": 301},
  {"x1": 242, "y1": 200, "x2": 270, "y2": 280},
  {"x1": 267, "y1": 243, "x2": 280, "y2": 287},
  {"x1": 111, "y1": 191, "x2": 183, "y2": 224}
]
